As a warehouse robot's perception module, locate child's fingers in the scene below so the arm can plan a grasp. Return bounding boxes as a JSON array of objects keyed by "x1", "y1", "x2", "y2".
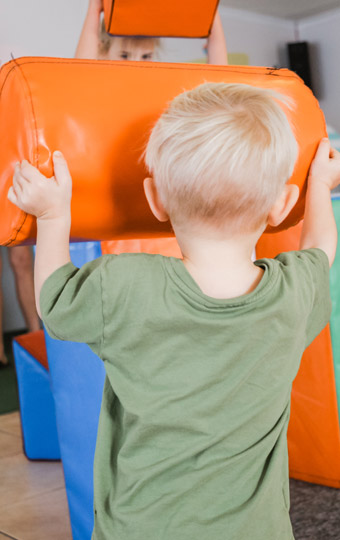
[
  {"x1": 314, "y1": 138, "x2": 331, "y2": 162},
  {"x1": 7, "y1": 186, "x2": 19, "y2": 206},
  {"x1": 20, "y1": 160, "x2": 41, "y2": 182},
  {"x1": 53, "y1": 151, "x2": 72, "y2": 186},
  {"x1": 13, "y1": 165, "x2": 27, "y2": 194},
  {"x1": 13, "y1": 163, "x2": 21, "y2": 188}
]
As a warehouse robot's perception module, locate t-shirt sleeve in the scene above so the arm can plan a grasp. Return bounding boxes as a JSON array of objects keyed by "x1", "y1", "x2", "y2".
[
  {"x1": 40, "y1": 257, "x2": 104, "y2": 348},
  {"x1": 276, "y1": 248, "x2": 331, "y2": 347}
]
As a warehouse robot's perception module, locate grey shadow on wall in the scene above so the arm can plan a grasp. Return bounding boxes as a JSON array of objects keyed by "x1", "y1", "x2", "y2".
[{"x1": 307, "y1": 42, "x2": 323, "y2": 100}]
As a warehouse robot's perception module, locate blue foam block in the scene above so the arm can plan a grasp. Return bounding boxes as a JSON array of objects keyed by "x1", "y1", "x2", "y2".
[
  {"x1": 45, "y1": 240, "x2": 105, "y2": 540},
  {"x1": 45, "y1": 332, "x2": 105, "y2": 540},
  {"x1": 13, "y1": 339, "x2": 61, "y2": 460}
]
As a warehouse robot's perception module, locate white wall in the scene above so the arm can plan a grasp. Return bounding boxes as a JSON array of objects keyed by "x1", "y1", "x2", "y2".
[
  {"x1": 0, "y1": 1, "x2": 295, "y2": 66},
  {"x1": 217, "y1": 7, "x2": 295, "y2": 68},
  {"x1": 149, "y1": 7, "x2": 295, "y2": 66},
  {"x1": 298, "y1": 7, "x2": 340, "y2": 131},
  {"x1": 0, "y1": 0, "x2": 87, "y2": 62}
]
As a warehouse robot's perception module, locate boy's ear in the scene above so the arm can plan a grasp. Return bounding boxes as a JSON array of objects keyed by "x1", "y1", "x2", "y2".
[
  {"x1": 143, "y1": 177, "x2": 169, "y2": 222},
  {"x1": 267, "y1": 184, "x2": 299, "y2": 227}
]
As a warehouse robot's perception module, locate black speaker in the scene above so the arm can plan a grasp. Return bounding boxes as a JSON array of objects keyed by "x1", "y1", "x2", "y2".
[{"x1": 287, "y1": 41, "x2": 313, "y2": 91}]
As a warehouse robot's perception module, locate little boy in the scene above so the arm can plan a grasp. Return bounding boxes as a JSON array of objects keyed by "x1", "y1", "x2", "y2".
[{"x1": 8, "y1": 82, "x2": 340, "y2": 540}]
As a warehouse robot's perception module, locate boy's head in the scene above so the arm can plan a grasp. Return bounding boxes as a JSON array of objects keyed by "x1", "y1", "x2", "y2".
[
  {"x1": 144, "y1": 82, "x2": 299, "y2": 235},
  {"x1": 99, "y1": 20, "x2": 160, "y2": 61}
]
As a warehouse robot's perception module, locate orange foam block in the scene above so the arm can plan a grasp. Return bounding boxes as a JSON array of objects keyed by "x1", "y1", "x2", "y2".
[
  {"x1": 0, "y1": 58, "x2": 326, "y2": 246},
  {"x1": 257, "y1": 225, "x2": 340, "y2": 488},
  {"x1": 103, "y1": 0, "x2": 219, "y2": 38}
]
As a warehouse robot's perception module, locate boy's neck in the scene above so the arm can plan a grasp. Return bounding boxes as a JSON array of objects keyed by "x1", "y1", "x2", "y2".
[{"x1": 175, "y1": 227, "x2": 264, "y2": 300}]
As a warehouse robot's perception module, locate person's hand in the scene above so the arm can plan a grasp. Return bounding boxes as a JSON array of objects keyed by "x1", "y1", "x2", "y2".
[
  {"x1": 308, "y1": 138, "x2": 340, "y2": 191},
  {"x1": 8, "y1": 151, "x2": 72, "y2": 222}
]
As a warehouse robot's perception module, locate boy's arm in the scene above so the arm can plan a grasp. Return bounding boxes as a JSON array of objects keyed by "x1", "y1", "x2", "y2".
[
  {"x1": 75, "y1": 0, "x2": 103, "y2": 59},
  {"x1": 7, "y1": 153, "x2": 72, "y2": 317},
  {"x1": 207, "y1": 10, "x2": 228, "y2": 65},
  {"x1": 300, "y1": 138, "x2": 340, "y2": 266}
]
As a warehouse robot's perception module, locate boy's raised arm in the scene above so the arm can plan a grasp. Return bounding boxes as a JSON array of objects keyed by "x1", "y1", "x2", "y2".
[
  {"x1": 7, "y1": 153, "x2": 72, "y2": 316},
  {"x1": 300, "y1": 138, "x2": 340, "y2": 266},
  {"x1": 75, "y1": 0, "x2": 103, "y2": 59}
]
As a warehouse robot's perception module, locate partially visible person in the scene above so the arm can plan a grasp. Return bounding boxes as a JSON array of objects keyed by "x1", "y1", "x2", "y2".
[
  {"x1": 0, "y1": 247, "x2": 40, "y2": 366},
  {"x1": 75, "y1": 0, "x2": 227, "y2": 64}
]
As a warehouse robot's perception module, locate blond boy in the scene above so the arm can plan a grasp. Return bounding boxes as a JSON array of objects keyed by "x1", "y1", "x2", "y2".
[{"x1": 8, "y1": 83, "x2": 340, "y2": 540}]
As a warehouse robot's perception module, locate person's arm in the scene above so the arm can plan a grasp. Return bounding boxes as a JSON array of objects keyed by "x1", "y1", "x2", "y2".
[
  {"x1": 206, "y1": 10, "x2": 228, "y2": 65},
  {"x1": 7, "y1": 153, "x2": 72, "y2": 316},
  {"x1": 300, "y1": 138, "x2": 340, "y2": 266},
  {"x1": 75, "y1": 0, "x2": 103, "y2": 59}
]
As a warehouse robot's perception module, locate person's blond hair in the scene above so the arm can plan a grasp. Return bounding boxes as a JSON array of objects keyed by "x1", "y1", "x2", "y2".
[
  {"x1": 99, "y1": 19, "x2": 160, "y2": 58},
  {"x1": 145, "y1": 82, "x2": 298, "y2": 233}
]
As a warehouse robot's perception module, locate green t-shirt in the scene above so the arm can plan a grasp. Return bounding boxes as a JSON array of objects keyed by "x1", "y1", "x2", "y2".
[{"x1": 41, "y1": 248, "x2": 331, "y2": 540}]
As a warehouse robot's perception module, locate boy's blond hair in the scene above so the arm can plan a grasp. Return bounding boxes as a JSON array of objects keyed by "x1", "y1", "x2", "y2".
[{"x1": 145, "y1": 82, "x2": 298, "y2": 233}]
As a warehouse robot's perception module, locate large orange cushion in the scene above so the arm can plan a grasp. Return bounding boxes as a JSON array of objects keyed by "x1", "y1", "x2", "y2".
[
  {"x1": 103, "y1": 0, "x2": 219, "y2": 38},
  {"x1": 14, "y1": 330, "x2": 48, "y2": 371},
  {"x1": 0, "y1": 58, "x2": 326, "y2": 246},
  {"x1": 257, "y1": 226, "x2": 340, "y2": 488}
]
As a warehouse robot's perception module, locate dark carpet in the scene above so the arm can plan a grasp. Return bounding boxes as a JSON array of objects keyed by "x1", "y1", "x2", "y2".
[{"x1": 290, "y1": 479, "x2": 340, "y2": 539}]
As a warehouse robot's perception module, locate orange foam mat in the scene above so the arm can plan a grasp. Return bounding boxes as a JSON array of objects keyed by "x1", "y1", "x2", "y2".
[
  {"x1": 257, "y1": 226, "x2": 340, "y2": 487},
  {"x1": 0, "y1": 58, "x2": 326, "y2": 246},
  {"x1": 14, "y1": 330, "x2": 48, "y2": 371},
  {"x1": 103, "y1": 0, "x2": 219, "y2": 38},
  {"x1": 288, "y1": 326, "x2": 340, "y2": 487}
]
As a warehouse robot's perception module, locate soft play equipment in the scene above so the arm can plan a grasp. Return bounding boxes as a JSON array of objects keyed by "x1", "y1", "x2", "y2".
[
  {"x1": 13, "y1": 330, "x2": 60, "y2": 460},
  {"x1": 44, "y1": 332, "x2": 105, "y2": 540},
  {"x1": 257, "y1": 195, "x2": 340, "y2": 489},
  {"x1": 44, "y1": 241, "x2": 105, "y2": 540},
  {"x1": 103, "y1": 0, "x2": 219, "y2": 38},
  {"x1": 0, "y1": 57, "x2": 326, "y2": 246}
]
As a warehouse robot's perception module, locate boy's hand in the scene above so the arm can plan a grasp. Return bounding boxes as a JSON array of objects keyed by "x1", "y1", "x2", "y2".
[
  {"x1": 300, "y1": 137, "x2": 340, "y2": 266},
  {"x1": 8, "y1": 151, "x2": 72, "y2": 222},
  {"x1": 308, "y1": 138, "x2": 340, "y2": 191}
]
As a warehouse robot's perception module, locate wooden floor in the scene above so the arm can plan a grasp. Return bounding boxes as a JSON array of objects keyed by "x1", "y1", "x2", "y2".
[
  {"x1": 1, "y1": 410, "x2": 340, "y2": 539},
  {"x1": 0, "y1": 412, "x2": 72, "y2": 540}
]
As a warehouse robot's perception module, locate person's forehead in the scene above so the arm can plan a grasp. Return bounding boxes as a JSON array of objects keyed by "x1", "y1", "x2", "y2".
[{"x1": 118, "y1": 38, "x2": 155, "y2": 52}]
